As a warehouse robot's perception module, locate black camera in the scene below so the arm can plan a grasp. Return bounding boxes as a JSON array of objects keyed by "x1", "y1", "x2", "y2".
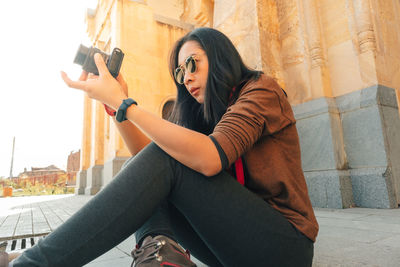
[{"x1": 73, "y1": 44, "x2": 124, "y2": 78}]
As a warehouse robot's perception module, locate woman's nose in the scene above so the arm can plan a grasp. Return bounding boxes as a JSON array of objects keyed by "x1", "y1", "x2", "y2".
[{"x1": 184, "y1": 70, "x2": 194, "y2": 85}]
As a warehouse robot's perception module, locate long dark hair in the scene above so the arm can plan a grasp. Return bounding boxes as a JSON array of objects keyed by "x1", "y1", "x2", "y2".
[{"x1": 168, "y1": 27, "x2": 261, "y2": 135}]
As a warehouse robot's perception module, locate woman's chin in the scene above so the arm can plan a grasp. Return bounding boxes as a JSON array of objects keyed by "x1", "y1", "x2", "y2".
[{"x1": 194, "y1": 96, "x2": 204, "y2": 104}]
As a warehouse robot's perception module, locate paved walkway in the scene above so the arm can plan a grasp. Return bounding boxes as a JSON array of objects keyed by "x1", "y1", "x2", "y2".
[{"x1": 1, "y1": 194, "x2": 399, "y2": 266}]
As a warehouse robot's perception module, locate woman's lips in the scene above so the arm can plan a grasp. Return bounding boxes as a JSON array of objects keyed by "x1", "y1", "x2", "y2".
[{"x1": 190, "y1": 87, "x2": 200, "y2": 95}]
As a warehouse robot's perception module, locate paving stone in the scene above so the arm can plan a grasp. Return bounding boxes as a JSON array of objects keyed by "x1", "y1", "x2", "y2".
[
  {"x1": 84, "y1": 254, "x2": 132, "y2": 267},
  {"x1": 373, "y1": 234, "x2": 400, "y2": 248},
  {"x1": 115, "y1": 234, "x2": 136, "y2": 255}
]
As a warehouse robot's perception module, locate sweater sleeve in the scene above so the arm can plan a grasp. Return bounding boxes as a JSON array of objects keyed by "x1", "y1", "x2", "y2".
[{"x1": 209, "y1": 85, "x2": 294, "y2": 167}]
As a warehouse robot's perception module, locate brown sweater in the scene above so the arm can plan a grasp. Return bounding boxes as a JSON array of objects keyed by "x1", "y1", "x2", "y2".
[{"x1": 209, "y1": 74, "x2": 319, "y2": 242}]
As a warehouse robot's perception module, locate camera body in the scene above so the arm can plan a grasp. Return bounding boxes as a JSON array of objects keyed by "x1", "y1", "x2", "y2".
[{"x1": 73, "y1": 44, "x2": 124, "y2": 78}]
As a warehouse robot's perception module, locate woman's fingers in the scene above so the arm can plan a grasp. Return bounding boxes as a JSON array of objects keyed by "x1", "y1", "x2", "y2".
[
  {"x1": 61, "y1": 71, "x2": 87, "y2": 91},
  {"x1": 87, "y1": 73, "x2": 99, "y2": 80},
  {"x1": 79, "y1": 71, "x2": 88, "y2": 81},
  {"x1": 116, "y1": 73, "x2": 128, "y2": 95},
  {"x1": 94, "y1": 53, "x2": 110, "y2": 77}
]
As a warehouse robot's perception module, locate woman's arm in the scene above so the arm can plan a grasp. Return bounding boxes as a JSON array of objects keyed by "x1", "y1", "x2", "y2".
[
  {"x1": 112, "y1": 75, "x2": 151, "y2": 155},
  {"x1": 62, "y1": 54, "x2": 221, "y2": 176},
  {"x1": 112, "y1": 117, "x2": 152, "y2": 156},
  {"x1": 120, "y1": 104, "x2": 221, "y2": 176}
]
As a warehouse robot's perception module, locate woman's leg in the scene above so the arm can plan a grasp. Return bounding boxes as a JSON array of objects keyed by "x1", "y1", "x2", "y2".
[
  {"x1": 134, "y1": 201, "x2": 224, "y2": 267},
  {"x1": 13, "y1": 142, "x2": 313, "y2": 267},
  {"x1": 134, "y1": 201, "x2": 175, "y2": 245},
  {"x1": 13, "y1": 143, "x2": 177, "y2": 267},
  {"x1": 124, "y1": 145, "x2": 313, "y2": 267}
]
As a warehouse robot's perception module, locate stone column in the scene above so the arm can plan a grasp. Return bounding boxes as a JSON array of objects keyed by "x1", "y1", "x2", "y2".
[
  {"x1": 213, "y1": 0, "x2": 262, "y2": 70},
  {"x1": 352, "y1": 0, "x2": 378, "y2": 86},
  {"x1": 302, "y1": 0, "x2": 332, "y2": 98},
  {"x1": 75, "y1": 95, "x2": 92, "y2": 195},
  {"x1": 85, "y1": 101, "x2": 105, "y2": 195},
  {"x1": 275, "y1": 0, "x2": 310, "y2": 104},
  {"x1": 256, "y1": 0, "x2": 285, "y2": 88},
  {"x1": 293, "y1": 0, "x2": 354, "y2": 208}
]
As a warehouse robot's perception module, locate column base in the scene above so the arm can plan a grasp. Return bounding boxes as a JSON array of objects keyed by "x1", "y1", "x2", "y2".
[
  {"x1": 85, "y1": 165, "x2": 103, "y2": 195},
  {"x1": 305, "y1": 170, "x2": 354, "y2": 208},
  {"x1": 350, "y1": 167, "x2": 397, "y2": 208},
  {"x1": 101, "y1": 156, "x2": 130, "y2": 190},
  {"x1": 75, "y1": 170, "x2": 87, "y2": 195}
]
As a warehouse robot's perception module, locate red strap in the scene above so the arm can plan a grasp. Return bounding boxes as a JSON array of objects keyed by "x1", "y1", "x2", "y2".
[
  {"x1": 228, "y1": 86, "x2": 245, "y2": 186},
  {"x1": 103, "y1": 103, "x2": 116, "y2": 116},
  {"x1": 234, "y1": 157, "x2": 245, "y2": 186}
]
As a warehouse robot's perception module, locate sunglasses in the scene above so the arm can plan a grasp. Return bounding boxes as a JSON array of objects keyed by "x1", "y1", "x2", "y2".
[{"x1": 174, "y1": 55, "x2": 197, "y2": 84}]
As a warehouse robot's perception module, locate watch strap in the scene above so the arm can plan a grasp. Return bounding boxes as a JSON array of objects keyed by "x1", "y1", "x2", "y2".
[{"x1": 116, "y1": 98, "x2": 137, "y2": 122}]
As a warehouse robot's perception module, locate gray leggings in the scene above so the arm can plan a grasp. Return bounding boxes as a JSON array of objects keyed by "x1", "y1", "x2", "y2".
[{"x1": 12, "y1": 142, "x2": 313, "y2": 267}]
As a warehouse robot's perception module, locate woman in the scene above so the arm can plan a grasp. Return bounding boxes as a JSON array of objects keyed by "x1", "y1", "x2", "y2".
[{"x1": 5, "y1": 27, "x2": 318, "y2": 267}]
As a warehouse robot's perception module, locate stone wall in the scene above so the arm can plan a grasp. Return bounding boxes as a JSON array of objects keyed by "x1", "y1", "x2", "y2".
[{"x1": 77, "y1": 0, "x2": 400, "y2": 208}]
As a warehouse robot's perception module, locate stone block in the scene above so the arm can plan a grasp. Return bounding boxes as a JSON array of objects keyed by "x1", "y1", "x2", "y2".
[
  {"x1": 296, "y1": 113, "x2": 337, "y2": 171},
  {"x1": 350, "y1": 167, "x2": 396, "y2": 208},
  {"x1": 85, "y1": 165, "x2": 103, "y2": 195},
  {"x1": 335, "y1": 84, "x2": 399, "y2": 113},
  {"x1": 101, "y1": 157, "x2": 129, "y2": 190},
  {"x1": 294, "y1": 96, "x2": 347, "y2": 171},
  {"x1": 293, "y1": 97, "x2": 338, "y2": 120},
  {"x1": 340, "y1": 105, "x2": 387, "y2": 168},
  {"x1": 305, "y1": 170, "x2": 353, "y2": 208},
  {"x1": 294, "y1": 96, "x2": 353, "y2": 208},
  {"x1": 377, "y1": 85, "x2": 399, "y2": 108},
  {"x1": 75, "y1": 170, "x2": 87, "y2": 195},
  {"x1": 380, "y1": 105, "x2": 400, "y2": 203}
]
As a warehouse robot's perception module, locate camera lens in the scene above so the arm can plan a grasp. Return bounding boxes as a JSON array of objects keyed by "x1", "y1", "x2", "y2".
[{"x1": 73, "y1": 45, "x2": 90, "y2": 66}]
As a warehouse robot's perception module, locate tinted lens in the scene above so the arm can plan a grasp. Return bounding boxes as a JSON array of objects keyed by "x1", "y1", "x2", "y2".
[
  {"x1": 174, "y1": 67, "x2": 184, "y2": 84},
  {"x1": 186, "y1": 57, "x2": 196, "y2": 73}
]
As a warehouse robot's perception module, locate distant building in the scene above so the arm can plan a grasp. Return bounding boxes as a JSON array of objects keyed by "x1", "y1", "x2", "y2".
[
  {"x1": 17, "y1": 165, "x2": 66, "y2": 186},
  {"x1": 66, "y1": 150, "x2": 80, "y2": 186}
]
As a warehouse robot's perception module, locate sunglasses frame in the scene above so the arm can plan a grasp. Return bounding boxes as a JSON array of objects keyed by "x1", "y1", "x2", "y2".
[{"x1": 174, "y1": 55, "x2": 197, "y2": 85}]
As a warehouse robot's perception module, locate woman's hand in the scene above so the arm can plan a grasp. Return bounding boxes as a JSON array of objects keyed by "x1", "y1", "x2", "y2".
[{"x1": 61, "y1": 53, "x2": 127, "y2": 110}]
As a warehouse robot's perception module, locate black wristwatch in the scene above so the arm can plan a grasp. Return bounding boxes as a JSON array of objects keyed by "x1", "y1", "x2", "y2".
[{"x1": 116, "y1": 98, "x2": 138, "y2": 122}]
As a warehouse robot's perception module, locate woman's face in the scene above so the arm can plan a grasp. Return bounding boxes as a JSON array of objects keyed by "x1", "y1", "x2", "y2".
[{"x1": 177, "y1": 41, "x2": 209, "y2": 104}]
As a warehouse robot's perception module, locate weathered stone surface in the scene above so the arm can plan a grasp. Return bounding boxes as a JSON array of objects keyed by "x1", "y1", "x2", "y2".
[
  {"x1": 305, "y1": 169, "x2": 353, "y2": 208},
  {"x1": 341, "y1": 105, "x2": 387, "y2": 168},
  {"x1": 350, "y1": 167, "x2": 395, "y2": 208},
  {"x1": 296, "y1": 112, "x2": 337, "y2": 171},
  {"x1": 214, "y1": 0, "x2": 262, "y2": 70},
  {"x1": 294, "y1": 96, "x2": 347, "y2": 171}
]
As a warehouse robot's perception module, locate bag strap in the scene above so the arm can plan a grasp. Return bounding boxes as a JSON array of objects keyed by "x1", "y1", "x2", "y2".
[{"x1": 228, "y1": 86, "x2": 245, "y2": 186}]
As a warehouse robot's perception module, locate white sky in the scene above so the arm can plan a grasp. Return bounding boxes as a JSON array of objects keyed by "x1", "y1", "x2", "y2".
[{"x1": 0, "y1": 0, "x2": 97, "y2": 178}]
